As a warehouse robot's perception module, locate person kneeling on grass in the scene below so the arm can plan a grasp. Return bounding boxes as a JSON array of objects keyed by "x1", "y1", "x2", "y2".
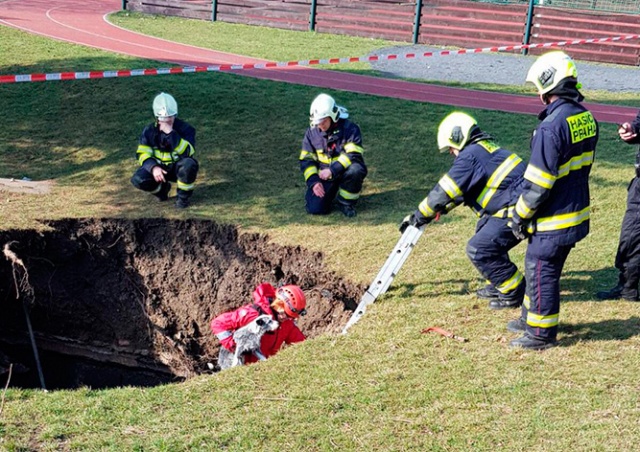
[
  {"x1": 130, "y1": 92, "x2": 199, "y2": 209},
  {"x1": 299, "y1": 93, "x2": 367, "y2": 218},
  {"x1": 210, "y1": 283, "x2": 306, "y2": 365}
]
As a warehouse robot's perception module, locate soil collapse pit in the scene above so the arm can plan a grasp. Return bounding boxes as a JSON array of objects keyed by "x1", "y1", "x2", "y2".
[{"x1": 0, "y1": 219, "x2": 363, "y2": 390}]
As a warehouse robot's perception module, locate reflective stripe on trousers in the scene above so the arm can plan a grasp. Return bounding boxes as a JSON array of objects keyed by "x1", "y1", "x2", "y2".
[{"x1": 519, "y1": 236, "x2": 574, "y2": 340}]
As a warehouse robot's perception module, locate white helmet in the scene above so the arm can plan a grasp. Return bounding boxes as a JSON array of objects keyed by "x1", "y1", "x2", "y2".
[
  {"x1": 309, "y1": 93, "x2": 342, "y2": 126},
  {"x1": 437, "y1": 112, "x2": 478, "y2": 152},
  {"x1": 526, "y1": 51, "x2": 579, "y2": 95},
  {"x1": 153, "y1": 92, "x2": 178, "y2": 120}
]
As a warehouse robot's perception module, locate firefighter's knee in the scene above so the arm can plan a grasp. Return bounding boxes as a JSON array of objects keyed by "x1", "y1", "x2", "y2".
[
  {"x1": 305, "y1": 189, "x2": 331, "y2": 215},
  {"x1": 343, "y1": 163, "x2": 367, "y2": 182},
  {"x1": 131, "y1": 169, "x2": 156, "y2": 191},
  {"x1": 466, "y1": 242, "x2": 479, "y2": 262},
  {"x1": 177, "y1": 158, "x2": 199, "y2": 183}
]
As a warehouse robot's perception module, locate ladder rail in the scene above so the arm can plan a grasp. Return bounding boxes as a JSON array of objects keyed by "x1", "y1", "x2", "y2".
[{"x1": 342, "y1": 224, "x2": 424, "y2": 334}]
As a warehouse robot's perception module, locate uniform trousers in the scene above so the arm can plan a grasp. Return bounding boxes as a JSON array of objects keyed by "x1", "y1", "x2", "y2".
[
  {"x1": 518, "y1": 235, "x2": 574, "y2": 340},
  {"x1": 305, "y1": 163, "x2": 367, "y2": 214}
]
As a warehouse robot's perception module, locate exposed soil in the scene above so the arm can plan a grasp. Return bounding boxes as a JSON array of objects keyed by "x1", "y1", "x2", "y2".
[{"x1": 0, "y1": 218, "x2": 364, "y2": 389}]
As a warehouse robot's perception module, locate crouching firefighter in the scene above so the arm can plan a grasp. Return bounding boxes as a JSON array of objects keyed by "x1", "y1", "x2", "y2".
[
  {"x1": 400, "y1": 111, "x2": 527, "y2": 309},
  {"x1": 299, "y1": 93, "x2": 368, "y2": 218},
  {"x1": 210, "y1": 283, "x2": 306, "y2": 366},
  {"x1": 131, "y1": 92, "x2": 199, "y2": 208}
]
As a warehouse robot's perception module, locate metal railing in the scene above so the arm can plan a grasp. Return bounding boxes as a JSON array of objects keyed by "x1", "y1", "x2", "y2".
[{"x1": 474, "y1": 0, "x2": 640, "y2": 14}]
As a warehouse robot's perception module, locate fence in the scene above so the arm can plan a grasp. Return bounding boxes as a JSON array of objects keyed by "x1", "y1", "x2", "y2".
[
  {"x1": 492, "y1": 0, "x2": 640, "y2": 15},
  {"x1": 123, "y1": 0, "x2": 640, "y2": 65}
]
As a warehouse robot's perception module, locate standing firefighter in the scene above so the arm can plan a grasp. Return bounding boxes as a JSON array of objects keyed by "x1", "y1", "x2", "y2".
[
  {"x1": 507, "y1": 51, "x2": 599, "y2": 350},
  {"x1": 596, "y1": 110, "x2": 640, "y2": 302},
  {"x1": 131, "y1": 93, "x2": 199, "y2": 208},
  {"x1": 400, "y1": 111, "x2": 526, "y2": 309},
  {"x1": 300, "y1": 93, "x2": 367, "y2": 217},
  {"x1": 211, "y1": 283, "x2": 306, "y2": 365}
]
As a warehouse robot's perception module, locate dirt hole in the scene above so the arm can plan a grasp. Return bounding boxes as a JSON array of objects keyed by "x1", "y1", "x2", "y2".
[{"x1": 0, "y1": 219, "x2": 364, "y2": 390}]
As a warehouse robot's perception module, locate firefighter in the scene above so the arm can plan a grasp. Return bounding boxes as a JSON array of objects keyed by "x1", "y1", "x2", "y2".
[
  {"x1": 400, "y1": 111, "x2": 527, "y2": 309},
  {"x1": 507, "y1": 51, "x2": 599, "y2": 350},
  {"x1": 130, "y1": 92, "x2": 199, "y2": 208},
  {"x1": 210, "y1": 283, "x2": 306, "y2": 364},
  {"x1": 596, "y1": 110, "x2": 640, "y2": 301},
  {"x1": 300, "y1": 93, "x2": 367, "y2": 217}
]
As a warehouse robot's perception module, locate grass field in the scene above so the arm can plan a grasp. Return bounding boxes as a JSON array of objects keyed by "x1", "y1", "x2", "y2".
[{"x1": 1, "y1": 15, "x2": 640, "y2": 451}]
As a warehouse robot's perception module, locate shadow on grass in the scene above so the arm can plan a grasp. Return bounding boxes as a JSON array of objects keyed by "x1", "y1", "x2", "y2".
[
  {"x1": 561, "y1": 267, "x2": 621, "y2": 302},
  {"x1": 561, "y1": 316, "x2": 640, "y2": 344},
  {"x1": 384, "y1": 280, "x2": 476, "y2": 300},
  {"x1": 370, "y1": 266, "x2": 624, "y2": 306},
  {"x1": 2, "y1": 52, "x2": 637, "y2": 233}
]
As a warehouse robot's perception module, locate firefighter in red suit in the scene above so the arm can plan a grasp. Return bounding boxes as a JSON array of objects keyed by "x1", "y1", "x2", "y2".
[{"x1": 210, "y1": 283, "x2": 306, "y2": 364}]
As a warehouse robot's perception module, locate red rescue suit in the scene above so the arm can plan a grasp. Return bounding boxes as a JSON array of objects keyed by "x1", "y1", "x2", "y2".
[{"x1": 210, "y1": 283, "x2": 305, "y2": 363}]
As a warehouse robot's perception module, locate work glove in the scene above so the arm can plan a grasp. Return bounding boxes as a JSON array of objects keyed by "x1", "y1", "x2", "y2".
[
  {"x1": 399, "y1": 212, "x2": 432, "y2": 233},
  {"x1": 509, "y1": 214, "x2": 529, "y2": 241}
]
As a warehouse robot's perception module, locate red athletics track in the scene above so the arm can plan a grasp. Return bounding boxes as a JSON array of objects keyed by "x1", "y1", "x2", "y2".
[{"x1": 0, "y1": 0, "x2": 636, "y2": 123}]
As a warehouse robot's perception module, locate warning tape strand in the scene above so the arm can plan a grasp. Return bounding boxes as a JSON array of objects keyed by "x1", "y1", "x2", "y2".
[{"x1": 1, "y1": 34, "x2": 638, "y2": 84}]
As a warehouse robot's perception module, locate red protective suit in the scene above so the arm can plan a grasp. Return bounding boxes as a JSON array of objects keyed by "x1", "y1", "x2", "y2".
[{"x1": 210, "y1": 283, "x2": 306, "y2": 363}]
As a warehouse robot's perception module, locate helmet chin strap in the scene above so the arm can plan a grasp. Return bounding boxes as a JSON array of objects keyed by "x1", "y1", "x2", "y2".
[{"x1": 541, "y1": 93, "x2": 551, "y2": 105}]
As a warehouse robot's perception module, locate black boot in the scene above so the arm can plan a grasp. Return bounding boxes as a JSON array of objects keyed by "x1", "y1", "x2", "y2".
[
  {"x1": 596, "y1": 283, "x2": 622, "y2": 300},
  {"x1": 337, "y1": 202, "x2": 356, "y2": 218},
  {"x1": 596, "y1": 283, "x2": 638, "y2": 301},
  {"x1": 509, "y1": 333, "x2": 557, "y2": 350},
  {"x1": 506, "y1": 317, "x2": 526, "y2": 333},
  {"x1": 154, "y1": 182, "x2": 171, "y2": 202},
  {"x1": 488, "y1": 282, "x2": 524, "y2": 310},
  {"x1": 476, "y1": 284, "x2": 500, "y2": 300},
  {"x1": 175, "y1": 189, "x2": 191, "y2": 209}
]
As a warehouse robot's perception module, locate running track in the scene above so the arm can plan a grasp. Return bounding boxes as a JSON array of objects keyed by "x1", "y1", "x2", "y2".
[{"x1": 0, "y1": 0, "x2": 637, "y2": 123}]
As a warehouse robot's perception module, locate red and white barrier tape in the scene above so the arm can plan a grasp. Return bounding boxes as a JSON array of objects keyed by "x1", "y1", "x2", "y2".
[{"x1": 1, "y1": 34, "x2": 638, "y2": 84}]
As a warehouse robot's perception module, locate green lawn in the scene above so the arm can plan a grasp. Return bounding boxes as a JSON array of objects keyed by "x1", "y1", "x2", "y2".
[{"x1": 1, "y1": 17, "x2": 640, "y2": 451}]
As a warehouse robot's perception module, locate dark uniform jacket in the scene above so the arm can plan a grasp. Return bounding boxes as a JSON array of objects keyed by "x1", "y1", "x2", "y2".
[
  {"x1": 417, "y1": 139, "x2": 525, "y2": 220},
  {"x1": 299, "y1": 119, "x2": 365, "y2": 188},
  {"x1": 514, "y1": 98, "x2": 598, "y2": 245},
  {"x1": 136, "y1": 118, "x2": 196, "y2": 173},
  {"x1": 627, "y1": 112, "x2": 640, "y2": 143},
  {"x1": 626, "y1": 111, "x2": 640, "y2": 144}
]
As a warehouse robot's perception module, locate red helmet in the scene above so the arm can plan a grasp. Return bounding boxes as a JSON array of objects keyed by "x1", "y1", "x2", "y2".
[{"x1": 276, "y1": 285, "x2": 307, "y2": 318}]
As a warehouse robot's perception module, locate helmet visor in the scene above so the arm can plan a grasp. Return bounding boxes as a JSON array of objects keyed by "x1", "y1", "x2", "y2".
[
  {"x1": 310, "y1": 115, "x2": 328, "y2": 126},
  {"x1": 284, "y1": 299, "x2": 306, "y2": 317}
]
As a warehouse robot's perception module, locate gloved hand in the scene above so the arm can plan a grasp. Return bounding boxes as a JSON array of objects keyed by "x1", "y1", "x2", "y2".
[
  {"x1": 509, "y1": 215, "x2": 529, "y2": 241},
  {"x1": 399, "y1": 212, "x2": 432, "y2": 233}
]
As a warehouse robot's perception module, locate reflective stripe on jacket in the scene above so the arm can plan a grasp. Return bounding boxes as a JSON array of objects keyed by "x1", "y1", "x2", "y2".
[
  {"x1": 136, "y1": 118, "x2": 196, "y2": 172},
  {"x1": 299, "y1": 118, "x2": 366, "y2": 188},
  {"x1": 515, "y1": 99, "x2": 598, "y2": 244},
  {"x1": 418, "y1": 140, "x2": 525, "y2": 220}
]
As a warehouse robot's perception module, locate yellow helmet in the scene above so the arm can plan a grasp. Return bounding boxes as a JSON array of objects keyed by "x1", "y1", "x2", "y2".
[
  {"x1": 526, "y1": 51, "x2": 579, "y2": 95},
  {"x1": 437, "y1": 112, "x2": 478, "y2": 152},
  {"x1": 153, "y1": 92, "x2": 178, "y2": 120}
]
